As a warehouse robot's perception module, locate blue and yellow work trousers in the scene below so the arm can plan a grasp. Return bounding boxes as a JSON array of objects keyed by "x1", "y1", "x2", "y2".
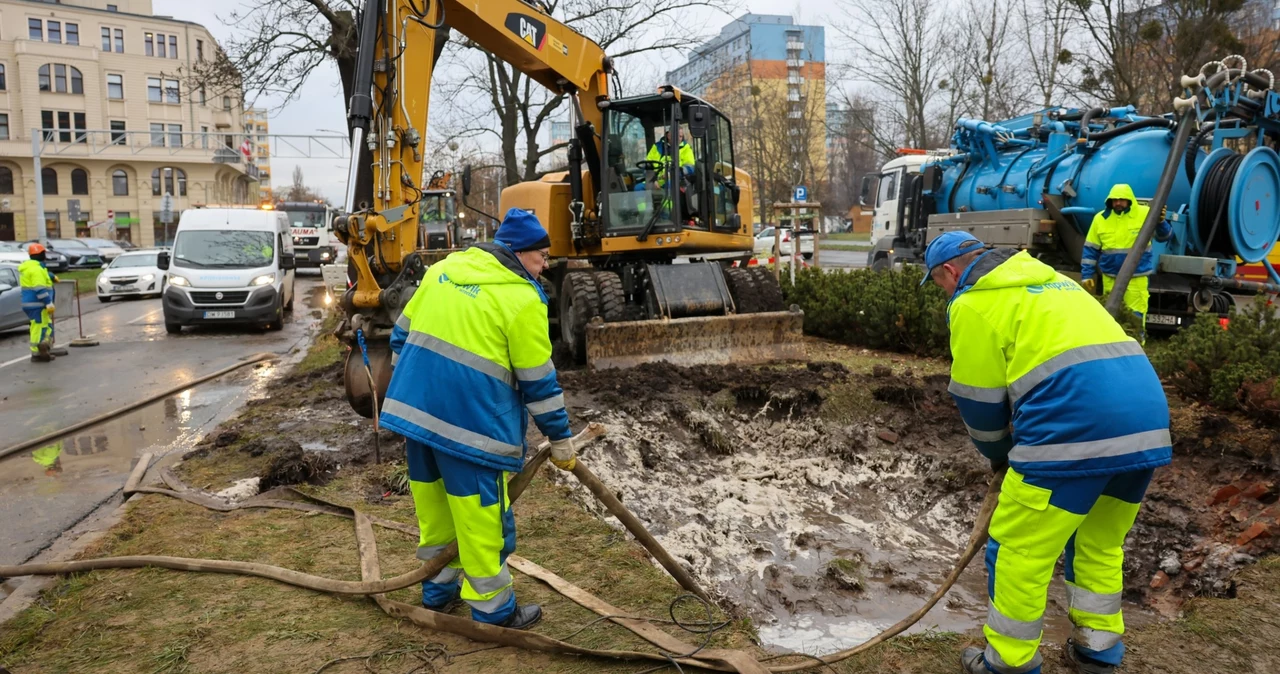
[
  {"x1": 28, "y1": 308, "x2": 52, "y2": 355},
  {"x1": 1101, "y1": 274, "x2": 1149, "y2": 327},
  {"x1": 983, "y1": 468, "x2": 1154, "y2": 674},
  {"x1": 406, "y1": 439, "x2": 517, "y2": 624}
]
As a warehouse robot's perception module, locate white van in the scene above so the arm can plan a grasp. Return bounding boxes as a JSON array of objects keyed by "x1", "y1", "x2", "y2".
[{"x1": 158, "y1": 207, "x2": 297, "y2": 333}]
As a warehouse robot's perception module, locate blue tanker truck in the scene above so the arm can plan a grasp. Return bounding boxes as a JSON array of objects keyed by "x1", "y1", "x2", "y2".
[{"x1": 866, "y1": 57, "x2": 1280, "y2": 331}]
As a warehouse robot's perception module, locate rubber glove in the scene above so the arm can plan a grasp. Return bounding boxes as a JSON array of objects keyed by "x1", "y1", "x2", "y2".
[
  {"x1": 1081, "y1": 278, "x2": 1097, "y2": 294},
  {"x1": 45, "y1": 303, "x2": 55, "y2": 315},
  {"x1": 550, "y1": 437, "x2": 576, "y2": 471}
]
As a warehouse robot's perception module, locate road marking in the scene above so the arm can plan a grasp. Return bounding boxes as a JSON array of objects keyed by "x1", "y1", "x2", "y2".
[
  {"x1": 127, "y1": 309, "x2": 161, "y2": 325},
  {"x1": 0, "y1": 354, "x2": 29, "y2": 369}
]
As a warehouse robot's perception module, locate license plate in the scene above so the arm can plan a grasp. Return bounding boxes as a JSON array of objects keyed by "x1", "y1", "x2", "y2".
[
  {"x1": 1147, "y1": 314, "x2": 1179, "y2": 326},
  {"x1": 114, "y1": 286, "x2": 137, "y2": 293},
  {"x1": 203, "y1": 311, "x2": 235, "y2": 319}
]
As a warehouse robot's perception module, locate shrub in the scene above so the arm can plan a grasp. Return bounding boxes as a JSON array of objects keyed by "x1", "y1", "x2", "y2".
[
  {"x1": 1151, "y1": 298, "x2": 1280, "y2": 424},
  {"x1": 782, "y1": 266, "x2": 951, "y2": 357}
]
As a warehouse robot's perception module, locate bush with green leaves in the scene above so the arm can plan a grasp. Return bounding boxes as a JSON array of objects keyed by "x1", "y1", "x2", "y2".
[
  {"x1": 1150, "y1": 298, "x2": 1280, "y2": 423},
  {"x1": 782, "y1": 266, "x2": 951, "y2": 357}
]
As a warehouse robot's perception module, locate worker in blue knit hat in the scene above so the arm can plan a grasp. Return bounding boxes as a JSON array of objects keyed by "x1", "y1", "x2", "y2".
[{"x1": 380, "y1": 207, "x2": 573, "y2": 631}]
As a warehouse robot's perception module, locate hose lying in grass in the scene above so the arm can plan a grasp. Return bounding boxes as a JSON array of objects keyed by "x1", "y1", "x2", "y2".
[{"x1": 0, "y1": 421, "x2": 1005, "y2": 673}]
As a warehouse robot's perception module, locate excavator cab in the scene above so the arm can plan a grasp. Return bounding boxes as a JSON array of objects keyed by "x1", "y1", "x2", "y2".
[
  {"x1": 419, "y1": 189, "x2": 459, "y2": 250},
  {"x1": 600, "y1": 94, "x2": 742, "y2": 240}
]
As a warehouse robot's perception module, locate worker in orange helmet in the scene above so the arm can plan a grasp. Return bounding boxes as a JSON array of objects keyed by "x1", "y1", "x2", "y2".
[{"x1": 19, "y1": 243, "x2": 58, "y2": 362}]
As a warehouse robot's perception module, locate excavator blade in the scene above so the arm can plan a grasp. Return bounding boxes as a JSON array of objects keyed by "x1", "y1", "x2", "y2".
[{"x1": 584, "y1": 309, "x2": 805, "y2": 370}]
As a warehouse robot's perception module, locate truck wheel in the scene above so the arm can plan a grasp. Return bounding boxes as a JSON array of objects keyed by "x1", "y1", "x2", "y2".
[
  {"x1": 724, "y1": 267, "x2": 761, "y2": 314},
  {"x1": 590, "y1": 271, "x2": 627, "y2": 322},
  {"x1": 747, "y1": 267, "x2": 786, "y2": 312},
  {"x1": 871, "y1": 255, "x2": 890, "y2": 272},
  {"x1": 558, "y1": 271, "x2": 600, "y2": 364}
]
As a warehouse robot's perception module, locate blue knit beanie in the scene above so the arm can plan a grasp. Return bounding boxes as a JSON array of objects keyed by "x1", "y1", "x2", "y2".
[{"x1": 494, "y1": 208, "x2": 551, "y2": 252}]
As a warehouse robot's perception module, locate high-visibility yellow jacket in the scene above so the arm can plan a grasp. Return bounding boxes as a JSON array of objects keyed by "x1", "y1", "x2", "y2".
[
  {"x1": 646, "y1": 138, "x2": 694, "y2": 184},
  {"x1": 947, "y1": 248, "x2": 1172, "y2": 477},
  {"x1": 381, "y1": 243, "x2": 571, "y2": 472},
  {"x1": 19, "y1": 259, "x2": 54, "y2": 320},
  {"x1": 1081, "y1": 183, "x2": 1171, "y2": 281}
]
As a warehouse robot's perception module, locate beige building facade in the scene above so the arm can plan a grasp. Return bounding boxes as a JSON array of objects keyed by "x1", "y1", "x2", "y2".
[
  {"x1": 0, "y1": 0, "x2": 258, "y2": 245},
  {"x1": 244, "y1": 106, "x2": 270, "y2": 202}
]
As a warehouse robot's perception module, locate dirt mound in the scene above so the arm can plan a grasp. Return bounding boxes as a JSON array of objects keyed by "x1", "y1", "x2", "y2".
[{"x1": 258, "y1": 443, "x2": 337, "y2": 492}]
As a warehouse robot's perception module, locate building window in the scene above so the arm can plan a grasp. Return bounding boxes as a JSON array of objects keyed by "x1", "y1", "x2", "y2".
[
  {"x1": 0, "y1": 113, "x2": 7, "y2": 141},
  {"x1": 156, "y1": 33, "x2": 167, "y2": 58},
  {"x1": 164, "y1": 79, "x2": 180, "y2": 103},
  {"x1": 38, "y1": 64, "x2": 84, "y2": 94},
  {"x1": 0, "y1": 167, "x2": 12, "y2": 195},
  {"x1": 201, "y1": 126, "x2": 209, "y2": 149},
  {"x1": 198, "y1": 85, "x2": 207, "y2": 105},
  {"x1": 151, "y1": 168, "x2": 186, "y2": 196},
  {"x1": 114, "y1": 28, "x2": 124, "y2": 53},
  {"x1": 223, "y1": 96, "x2": 232, "y2": 111},
  {"x1": 29, "y1": 19, "x2": 43, "y2": 41},
  {"x1": 168, "y1": 124, "x2": 182, "y2": 148},
  {"x1": 48, "y1": 21, "x2": 61, "y2": 44},
  {"x1": 42, "y1": 168, "x2": 58, "y2": 195},
  {"x1": 110, "y1": 120, "x2": 126, "y2": 145},
  {"x1": 102, "y1": 27, "x2": 111, "y2": 51},
  {"x1": 169, "y1": 35, "x2": 178, "y2": 59},
  {"x1": 0, "y1": 64, "x2": 5, "y2": 91},
  {"x1": 66, "y1": 23, "x2": 79, "y2": 46},
  {"x1": 71, "y1": 169, "x2": 89, "y2": 195},
  {"x1": 107, "y1": 4, "x2": 118, "y2": 11},
  {"x1": 102, "y1": 27, "x2": 124, "y2": 52},
  {"x1": 145, "y1": 32, "x2": 153, "y2": 56},
  {"x1": 150, "y1": 123, "x2": 165, "y2": 146},
  {"x1": 112, "y1": 170, "x2": 129, "y2": 196},
  {"x1": 197, "y1": 39, "x2": 204, "y2": 61},
  {"x1": 41, "y1": 111, "x2": 87, "y2": 143},
  {"x1": 147, "y1": 77, "x2": 162, "y2": 102},
  {"x1": 107, "y1": 74, "x2": 124, "y2": 99}
]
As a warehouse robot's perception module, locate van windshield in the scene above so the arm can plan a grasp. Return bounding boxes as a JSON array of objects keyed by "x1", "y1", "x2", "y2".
[{"x1": 173, "y1": 230, "x2": 275, "y2": 269}]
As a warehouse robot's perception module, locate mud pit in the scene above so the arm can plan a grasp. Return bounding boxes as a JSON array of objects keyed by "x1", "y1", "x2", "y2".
[{"x1": 556, "y1": 359, "x2": 1280, "y2": 654}]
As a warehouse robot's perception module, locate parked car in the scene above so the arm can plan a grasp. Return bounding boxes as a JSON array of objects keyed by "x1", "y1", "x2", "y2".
[
  {"x1": 0, "y1": 241, "x2": 69, "y2": 271},
  {"x1": 97, "y1": 250, "x2": 167, "y2": 302},
  {"x1": 0, "y1": 262, "x2": 27, "y2": 332},
  {"x1": 24, "y1": 238, "x2": 103, "y2": 269},
  {"x1": 753, "y1": 226, "x2": 815, "y2": 260},
  {"x1": 78, "y1": 237, "x2": 126, "y2": 262}
]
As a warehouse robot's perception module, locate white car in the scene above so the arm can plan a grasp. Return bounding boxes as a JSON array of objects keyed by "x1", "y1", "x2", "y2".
[
  {"x1": 754, "y1": 226, "x2": 815, "y2": 260},
  {"x1": 0, "y1": 241, "x2": 26, "y2": 264},
  {"x1": 97, "y1": 250, "x2": 166, "y2": 302},
  {"x1": 79, "y1": 237, "x2": 126, "y2": 262}
]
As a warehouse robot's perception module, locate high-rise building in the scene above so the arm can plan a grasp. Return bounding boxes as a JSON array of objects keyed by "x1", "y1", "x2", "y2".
[
  {"x1": 0, "y1": 0, "x2": 257, "y2": 244},
  {"x1": 244, "y1": 107, "x2": 270, "y2": 202},
  {"x1": 665, "y1": 14, "x2": 826, "y2": 217}
]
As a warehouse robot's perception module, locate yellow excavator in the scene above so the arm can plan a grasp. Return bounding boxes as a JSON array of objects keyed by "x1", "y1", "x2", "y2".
[{"x1": 334, "y1": 0, "x2": 803, "y2": 417}]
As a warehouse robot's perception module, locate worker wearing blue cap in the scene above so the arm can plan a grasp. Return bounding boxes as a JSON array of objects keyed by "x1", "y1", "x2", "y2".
[
  {"x1": 380, "y1": 208, "x2": 575, "y2": 631},
  {"x1": 923, "y1": 231, "x2": 1171, "y2": 674}
]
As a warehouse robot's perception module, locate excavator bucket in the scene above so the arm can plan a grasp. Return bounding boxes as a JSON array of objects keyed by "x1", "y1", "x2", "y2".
[{"x1": 584, "y1": 309, "x2": 805, "y2": 370}]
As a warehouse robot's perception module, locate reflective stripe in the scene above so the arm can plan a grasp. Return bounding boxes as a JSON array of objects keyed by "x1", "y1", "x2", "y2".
[
  {"x1": 416, "y1": 543, "x2": 452, "y2": 562},
  {"x1": 526, "y1": 394, "x2": 565, "y2": 417},
  {"x1": 949, "y1": 379, "x2": 1008, "y2": 404},
  {"x1": 1072, "y1": 626, "x2": 1122, "y2": 652},
  {"x1": 1010, "y1": 428, "x2": 1171, "y2": 463},
  {"x1": 391, "y1": 351, "x2": 399, "y2": 366},
  {"x1": 21, "y1": 302, "x2": 46, "y2": 309},
  {"x1": 1066, "y1": 583, "x2": 1122, "y2": 615},
  {"x1": 1101, "y1": 248, "x2": 1144, "y2": 256},
  {"x1": 406, "y1": 330, "x2": 515, "y2": 387},
  {"x1": 987, "y1": 602, "x2": 1044, "y2": 641},
  {"x1": 466, "y1": 585, "x2": 513, "y2": 612},
  {"x1": 466, "y1": 566, "x2": 512, "y2": 594},
  {"x1": 984, "y1": 644, "x2": 1044, "y2": 674},
  {"x1": 395, "y1": 313, "x2": 411, "y2": 331},
  {"x1": 1134, "y1": 269, "x2": 1154, "y2": 277},
  {"x1": 515, "y1": 360, "x2": 554, "y2": 382},
  {"x1": 427, "y1": 566, "x2": 462, "y2": 585},
  {"x1": 1083, "y1": 241, "x2": 1101, "y2": 251},
  {"x1": 1008, "y1": 341, "x2": 1145, "y2": 402},
  {"x1": 383, "y1": 398, "x2": 523, "y2": 458},
  {"x1": 967, "y1": 424, "x2": 1010, "y2": 442}
]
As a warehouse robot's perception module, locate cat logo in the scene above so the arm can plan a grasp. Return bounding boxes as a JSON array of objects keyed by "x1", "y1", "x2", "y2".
[{"x1": 505, "y1": 13, "x2": 547, "y2": 51}]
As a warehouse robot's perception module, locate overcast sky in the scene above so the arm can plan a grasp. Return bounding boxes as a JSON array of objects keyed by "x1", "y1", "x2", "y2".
[{"x1": 154, "y1": 0, "x2": 840, "y2": 203}]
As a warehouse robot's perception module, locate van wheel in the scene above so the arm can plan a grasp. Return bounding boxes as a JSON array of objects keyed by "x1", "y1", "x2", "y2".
[
  {"x1": 284, "y1": 284, "x2": 295, "y2": 313},
  {"x1": 267, "y1": 296, "x2": 285, "y2": 331},
  {"x1": 164, "y1": 320, "x2": 182, "y2": 334}
]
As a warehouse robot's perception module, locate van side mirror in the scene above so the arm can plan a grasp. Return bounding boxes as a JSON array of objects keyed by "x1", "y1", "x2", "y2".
[
  {"x1": 280, "y1": 253, "x2": 296, "y2": 271},
  {"x1": 157, "y1": 251, "x2": 170, "y2": 270},
  {"x1": 461, "y1": 165, "x2": 472, "y2": 196}
]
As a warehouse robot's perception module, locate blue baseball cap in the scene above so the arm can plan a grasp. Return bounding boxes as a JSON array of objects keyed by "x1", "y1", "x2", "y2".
[{"x1": 920, "y1": 231, "x2": 985, "y2": 286}]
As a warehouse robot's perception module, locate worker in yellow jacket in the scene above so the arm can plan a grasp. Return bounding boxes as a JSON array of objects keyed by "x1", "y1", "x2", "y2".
[
  {"x1": 19, "y1": 243, "x2": 57, "y2": 362},
  {"x1": 923, "y1": 231, "x2": 1171, "y2": 674},
  {"x1": 1080, "y1": 184, "x2": 1172, "y2": 332},
  {"x1": 381, "y1": 208, "x2": 574, "y2": 630}
]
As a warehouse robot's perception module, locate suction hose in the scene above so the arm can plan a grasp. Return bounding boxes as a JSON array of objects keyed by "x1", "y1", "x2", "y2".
[{"x1": 1104, "y1": 109, "x2": 1197, "y2": 317}]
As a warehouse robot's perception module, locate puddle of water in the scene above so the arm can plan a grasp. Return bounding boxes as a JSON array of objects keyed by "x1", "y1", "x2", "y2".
[{"x1": 301, "y1": 440, "x2": 339, "y2": 452}]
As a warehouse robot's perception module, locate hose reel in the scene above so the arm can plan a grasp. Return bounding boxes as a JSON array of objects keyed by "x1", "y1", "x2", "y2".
[{"x1": 1189, "y1": 145, "x2": 1280, "y2": 262}]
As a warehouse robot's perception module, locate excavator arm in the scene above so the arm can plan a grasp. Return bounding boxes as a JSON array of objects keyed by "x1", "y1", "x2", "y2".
[{"x1": 334, "y1": 0, "x2": 611, "y2": 417}]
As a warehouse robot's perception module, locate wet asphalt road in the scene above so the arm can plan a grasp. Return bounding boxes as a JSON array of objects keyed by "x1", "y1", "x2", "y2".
[
  {"x1": 814, "y1": 245, "x2": 870, "y2": 269},
  {"x1": 0, "y1": 274, "x2": 327, "y2": 569}
]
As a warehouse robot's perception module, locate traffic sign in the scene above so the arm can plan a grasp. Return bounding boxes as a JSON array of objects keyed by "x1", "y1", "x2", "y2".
[
  {"x1": 67, "y1": 199, "x2": 82, "y2": 222},
  {"x1": 794, "y1": 185, "x2": 808, "y2": 202},
  {"x1": 160, "y1": 193, "x2": 174, "y2": 224}
]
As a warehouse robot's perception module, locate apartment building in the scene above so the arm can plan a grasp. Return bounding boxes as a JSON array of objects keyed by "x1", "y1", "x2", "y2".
[
  {"x1": 0, "y1": 0, "x2": 258, "y2": 245},
  {"x1": 244, "y1": 106, "x2": 270, "y2": 201}
]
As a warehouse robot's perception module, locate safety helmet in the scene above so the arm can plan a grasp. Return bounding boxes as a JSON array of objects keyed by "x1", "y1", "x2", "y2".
[{"x1": 28, "y1": 242, "x2": 46, "y2": 256}]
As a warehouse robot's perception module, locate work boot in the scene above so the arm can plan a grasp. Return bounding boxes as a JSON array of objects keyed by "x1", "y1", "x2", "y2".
[
  {"x1": 961, "y1": 647, "x2": 992, "y2": 673},
  {"x1": 1063, "y1": 639, "x2": 1116, "y2": 674},
  {"x1": 422, "y1": 585, "x2": 462, "y2": 614},
  {"x1": 495, "y1": 603, "x2": 542, "y2": 630},
  {"x1": 36, "y1": 341, "x2": 54, "y2": 361},
  {"x1": 30, "y1": 351, "x2": 53, "y2": 363}
]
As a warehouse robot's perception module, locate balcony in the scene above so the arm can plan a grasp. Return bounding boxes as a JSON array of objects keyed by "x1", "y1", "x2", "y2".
[
  {"x1": 786, "y1": 59, "x2": 805, "y2": 68},
  {"x1": 34, "y1": 128, "x2": 259, "y2": 177},
  {"x1": 786, "y1": 41, "x2": 805, "y2": 51},
  {"x1": 787, "y1": 76, "x2": 806, "y2": 85}
]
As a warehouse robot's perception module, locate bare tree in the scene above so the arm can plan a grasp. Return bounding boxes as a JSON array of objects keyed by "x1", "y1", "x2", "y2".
[
  {"x1": 1018, "y1": 0, "x2": 1078, "y2": 107},
  {"x1": 277, "y1": 165, "x2": 326, "y2": 202}
]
